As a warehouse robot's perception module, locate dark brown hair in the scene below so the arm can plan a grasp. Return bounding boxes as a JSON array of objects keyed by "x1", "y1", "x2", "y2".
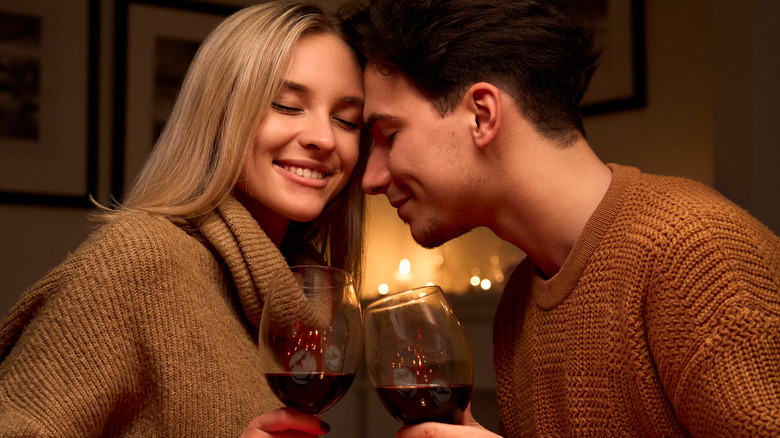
[{"x1": 339, "y1": 0, "x2": 600, "y2": 145}]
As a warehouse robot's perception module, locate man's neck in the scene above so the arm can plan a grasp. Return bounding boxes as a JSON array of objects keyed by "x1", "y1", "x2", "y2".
[{"x1": 487, "y1": 132, "x2": 612, "y2": 279}]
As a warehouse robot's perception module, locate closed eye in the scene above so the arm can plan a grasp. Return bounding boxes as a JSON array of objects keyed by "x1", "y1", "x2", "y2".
[
  {"x1": 334, "y1": 117, "x2": 361, "y2": 131},
  {"x1": 271, "y1": 102, "x2": 302, "y2": 114}
]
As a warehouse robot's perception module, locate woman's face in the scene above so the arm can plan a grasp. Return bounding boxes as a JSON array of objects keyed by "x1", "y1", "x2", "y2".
[{"x1": 236, "y1": 32, "x2": 363, "y2": 236}]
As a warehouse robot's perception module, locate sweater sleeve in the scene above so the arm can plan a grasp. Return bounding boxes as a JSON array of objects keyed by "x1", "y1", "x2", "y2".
[
  {"x1": 0, "y1": 257, "x2": 149, "y2": 437},
  {"x1": 0, "y1": 214, "x2": 217, "y2": 436},
  {"x1": 2, "y1": 210, "x2": 283, "y2": 437},
  {"x1": 645, "y1": 203, "x2": 780, "y2": 437}
]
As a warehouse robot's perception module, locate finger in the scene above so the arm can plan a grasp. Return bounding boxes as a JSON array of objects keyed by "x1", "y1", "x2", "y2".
[
  {"x1": 247, "y1": 407, "x2": 330, "y2": 435},
  {"x1": 396, "y1": 419, "x2": 496, "y2": 438},
  {"x1": 397, "y1": 423, "x2": 444, "y2": 438},
  {"x1": 459, "y1": 403, "x2": 479, "y2": 427},
  {"x1": 242, "y1": 431, "x2": 322, "y2": 438},
  {"x1": 241, "y1": 430, "x2": 321, "y2": 438},
  {"x1": 266, "y1": 432, "x2": 322, "y2": 438}
]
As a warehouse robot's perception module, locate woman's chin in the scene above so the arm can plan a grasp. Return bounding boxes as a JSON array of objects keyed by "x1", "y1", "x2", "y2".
[{"x1": 285, "y1": 209, "x2": 323, "y2": 224}]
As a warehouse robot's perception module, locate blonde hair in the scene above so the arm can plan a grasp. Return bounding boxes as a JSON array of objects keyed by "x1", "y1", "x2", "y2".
[{"x1": 101, "y1": 1, "x2": 366, "y2": 283}]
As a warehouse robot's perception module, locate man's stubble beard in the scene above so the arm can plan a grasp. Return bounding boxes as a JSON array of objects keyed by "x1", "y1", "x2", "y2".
[{"x1": 408, "y1": 214, "x2": 473, "y2": 250}]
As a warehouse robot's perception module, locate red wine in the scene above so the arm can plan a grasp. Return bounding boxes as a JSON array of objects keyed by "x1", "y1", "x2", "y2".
[
  {"x1": 375, "y1": 383, "x2": 472, "y2": 425},
  {"x1": 265, "y1": 372, "x2": 356, "y2": 414}
]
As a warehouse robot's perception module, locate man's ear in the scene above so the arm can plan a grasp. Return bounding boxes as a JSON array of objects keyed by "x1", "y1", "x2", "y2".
[{"x1": 465, "y1": 82, "x2": 501, "y2": 148}]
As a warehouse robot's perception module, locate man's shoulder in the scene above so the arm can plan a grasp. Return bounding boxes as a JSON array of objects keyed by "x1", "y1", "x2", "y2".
[
  {"x1": 630, "y1": 171, "x2": 762, "y2": 229},
  {"x1": 604, "y1": 164, "x2": 744, "y2": 231},
  {"x1": 602, "y1": 167, "x2": 778, "y2": 260},
  {"x1": 638, "y1": 172, "x2": 724, "y2": 204},
  {"x1": 623, "y1": 170, "x2": 779, "y2": 269}
]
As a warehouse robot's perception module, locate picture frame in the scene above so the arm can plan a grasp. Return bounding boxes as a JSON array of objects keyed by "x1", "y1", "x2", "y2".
[
  {"x1": 575, "y1": 0, "x2": 647, "y2": 116},
  {"x1": 112, "y1": 0, "x2": 239, "y2": 199},
  {"x1": 0, "y1": 0, "x2": 98, "y2": 207}
]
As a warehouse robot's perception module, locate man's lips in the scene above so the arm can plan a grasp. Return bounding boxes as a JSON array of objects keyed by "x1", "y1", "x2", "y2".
[
  {"x1": 389, "y1": 196, "x2": 409, "y2": 209},
  {"x1": 390, "y1": 196, "x2": 413, "y2": 224}
]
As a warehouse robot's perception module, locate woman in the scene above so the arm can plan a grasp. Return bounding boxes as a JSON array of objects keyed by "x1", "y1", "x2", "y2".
[{"x1": 0, "y1": 2, "x2": 366, "y2": 436}]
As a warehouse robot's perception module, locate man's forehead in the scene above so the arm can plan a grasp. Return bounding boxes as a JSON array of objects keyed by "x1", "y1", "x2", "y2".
[
  {"x1": 363, "y1": 64, "x2": 418, "y2": 122},
  {"x1": 364, "y1": 64, "x2": 405, "y2": 93}
]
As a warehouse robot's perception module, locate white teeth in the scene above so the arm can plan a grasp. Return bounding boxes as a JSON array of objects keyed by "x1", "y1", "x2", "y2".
[{"x1": 283, "y1": 165, "x2": 325, "y2": 180}]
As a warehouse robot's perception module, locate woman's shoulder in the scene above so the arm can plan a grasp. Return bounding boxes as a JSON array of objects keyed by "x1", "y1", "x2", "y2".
[
  {"x1": 39, "y1": 212, "x2": 215, "y2": 298},
  {"x1": 89, "y1": 211, "x2": 193, "y2": 248},
  {"x1": 0, "y1": 212, "x2": 216, "y2": 358},
  {"x1": 75, "y1": 212, "x2": 204, "y2": 264}
]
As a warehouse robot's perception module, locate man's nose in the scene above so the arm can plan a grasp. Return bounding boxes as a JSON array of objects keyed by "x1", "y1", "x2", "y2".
[{"x1": 362, "y1": 146, "x2": 391, "y2": 195}]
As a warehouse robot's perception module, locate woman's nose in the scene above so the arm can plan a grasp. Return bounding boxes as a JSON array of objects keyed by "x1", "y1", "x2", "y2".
[{"x1": 300, "y1": 114, "x2": 336, "y2": 151}]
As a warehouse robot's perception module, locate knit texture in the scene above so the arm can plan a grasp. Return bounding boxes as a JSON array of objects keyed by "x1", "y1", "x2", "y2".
[
  {"x1": 493, "y1": 164, "x2": 780, "y2": 437},
  {"x1": 0, "y1": 196, "x2": 303, "y2": 436}
]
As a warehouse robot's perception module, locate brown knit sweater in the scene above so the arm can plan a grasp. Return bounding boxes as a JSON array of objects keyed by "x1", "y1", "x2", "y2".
[
  {"x1": 493, "y1": 164, "x2": 780, "y2": 437},
  {"x1": 0, "y1": 197, "x2": 300, "y2": 436}
]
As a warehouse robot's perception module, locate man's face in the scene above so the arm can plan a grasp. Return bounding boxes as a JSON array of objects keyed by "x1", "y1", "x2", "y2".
[{"x1": 362, "y1": 64, "x2": 480, "y2": 248}]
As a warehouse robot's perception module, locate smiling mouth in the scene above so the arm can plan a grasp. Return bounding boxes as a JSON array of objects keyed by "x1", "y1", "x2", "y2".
[
  {"x1": 389, "y1": 195, "x2": 410, "y2": 209},
  {"x1": 278, "y1": 164, "x2": 327, "y2": 180}
]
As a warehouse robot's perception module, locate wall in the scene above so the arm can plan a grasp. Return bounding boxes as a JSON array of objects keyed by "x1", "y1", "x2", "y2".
[
  {"x1": 712, "y1": 0, "x2": 780, "y2": 233},
  {"x1": 586, "y1": 1, "x2": 715, "y2": 184}
]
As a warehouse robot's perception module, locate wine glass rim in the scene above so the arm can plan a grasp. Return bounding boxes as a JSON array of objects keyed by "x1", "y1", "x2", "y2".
[
  {"x1": 286, "y1": 264, "x2": 355, "y2": 288},
  {"x1": 365, "y1": 285, "x2": 443, "y2": 311}
]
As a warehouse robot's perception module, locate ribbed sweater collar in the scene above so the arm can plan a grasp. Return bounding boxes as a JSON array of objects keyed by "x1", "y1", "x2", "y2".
[
  {"x1": 192, "y1": 196, "x2": 291, "y2": 329},
  {"x1": 530, "y1": 164, "x2": 640, "y2": 309}
]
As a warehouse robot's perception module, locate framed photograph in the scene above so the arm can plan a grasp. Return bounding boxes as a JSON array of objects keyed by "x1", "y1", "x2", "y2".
[
  {"x1": 566, "y1": 0, "x2": 647, "y2": 116},
  {"x1": 0, "y1": 0, "x2": 98, "y2": 207},
  {"x1": 112, "y1": 0, "x2": 240, "y2": 199}
]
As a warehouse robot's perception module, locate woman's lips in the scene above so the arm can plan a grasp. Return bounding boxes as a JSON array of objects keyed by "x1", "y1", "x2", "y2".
[
  {"x1": 280, "y1": 164, "x2": 326, "y2": 180},
  {"x1": 275, "y1": 162, "x2": 330, "y2": 188}
]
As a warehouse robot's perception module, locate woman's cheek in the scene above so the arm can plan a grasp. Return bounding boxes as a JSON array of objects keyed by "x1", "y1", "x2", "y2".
[{"x1": 342, "y1": 136, "x2": 362, "y2": 175}]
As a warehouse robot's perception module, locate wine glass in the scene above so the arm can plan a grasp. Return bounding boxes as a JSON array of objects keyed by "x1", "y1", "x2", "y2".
[
  {"x1": 363, "y1": 285, "x2": 473, "y2": 425},
  {"x1": 259, "y1": 265, "x2": 363, "y2": 415}
]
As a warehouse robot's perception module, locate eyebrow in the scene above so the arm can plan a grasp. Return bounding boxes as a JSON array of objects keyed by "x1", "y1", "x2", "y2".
[
  {"x1": 365, "y1": 113, "x2": 397, "y2": 130},
  {"x1": 280, "y1": 80, "x2": 364, "y2": 107}
]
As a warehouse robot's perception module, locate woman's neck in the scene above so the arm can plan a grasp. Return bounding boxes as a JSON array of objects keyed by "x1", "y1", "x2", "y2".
[{"x1": 232, "y1": 189, "x2": 290, "y2": 247}]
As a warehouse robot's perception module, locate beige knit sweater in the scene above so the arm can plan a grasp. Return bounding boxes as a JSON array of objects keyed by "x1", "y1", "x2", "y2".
[
  {"x1": 0, "y1": 197, "x2": 298, "y2": 436},
  {"x1": 494, "y1": 164, "x2": 780, "y2": 437}
]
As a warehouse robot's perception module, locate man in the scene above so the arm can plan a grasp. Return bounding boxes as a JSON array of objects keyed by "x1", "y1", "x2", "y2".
[{"x1": 339, "y1": 0, "x2": 780, "y2": 436}]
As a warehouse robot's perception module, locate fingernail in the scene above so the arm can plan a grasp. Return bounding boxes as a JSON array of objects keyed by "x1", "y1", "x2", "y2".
[{"x1": 320, "y1": 420, "x2": 331, "y2": 432}]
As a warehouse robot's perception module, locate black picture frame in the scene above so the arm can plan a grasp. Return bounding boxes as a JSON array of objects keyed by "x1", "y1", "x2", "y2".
[
  {"x1": 579, "y1": 0, "x2": 647, "y2": 116},
  {"x1": 112, "y1": 0, "x2": 239, "y2": 200},
  {"x1": 0, "y1": 0, "x2": 99, "y2": 207}
]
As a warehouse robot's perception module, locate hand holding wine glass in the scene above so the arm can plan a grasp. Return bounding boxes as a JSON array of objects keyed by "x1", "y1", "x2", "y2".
[
  {"x1": 259, "y1": 265, "x2": 362, "y2": 416},
  {"x1": 364, "y1": 285, "x2": 474, "y2": 426},
  {"x1": 396, "y1": 404, "x2": 501, "y2": 438},
  {"x1": 240, "y1": 407, "x2": 331, "y2": 438}
]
